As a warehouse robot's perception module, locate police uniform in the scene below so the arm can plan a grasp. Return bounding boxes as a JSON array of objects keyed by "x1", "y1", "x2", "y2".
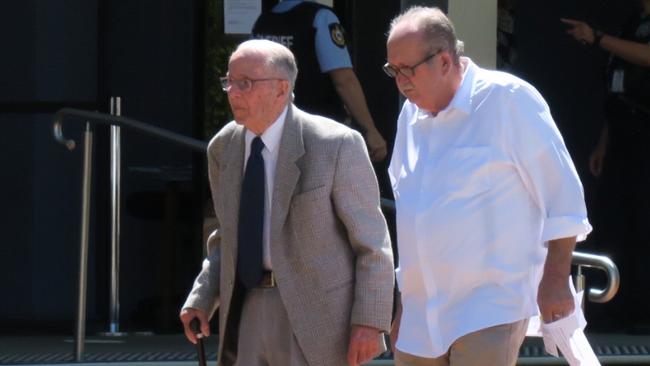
[
  {"x1": 604, "y1": 12, "x2": 650, "y2": 330},
  {"x1": 252, "y1": 0, "x2": 352, "y2": 122}
]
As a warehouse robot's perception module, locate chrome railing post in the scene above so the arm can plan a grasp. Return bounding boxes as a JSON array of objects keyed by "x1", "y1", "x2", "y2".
[
  {"x1": 574, "y1": 265, "x2": 586, "y2": 310},
  {"x1": 107, "y1": 96, "x2": 124, "y2": 336},
  {"x1": 74, "y1": 122, "x2": 93, "y2": 361}
]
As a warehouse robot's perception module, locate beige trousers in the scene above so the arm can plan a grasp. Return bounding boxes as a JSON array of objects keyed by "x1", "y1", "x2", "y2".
[
  {"x1": 395, "y1": 319, "x2": 529, "y2": 366},
  {"x1": 233, "y1": 287, "x2": 309, "y2": 366}
]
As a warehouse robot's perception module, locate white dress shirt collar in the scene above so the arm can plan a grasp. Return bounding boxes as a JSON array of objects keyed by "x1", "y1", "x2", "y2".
[
  {"x1": 414, "y1": 57, "x2": 474, "y2": 123},
  {"x1": 245, "y1": 105, "x2": 288, "y2": 157}
]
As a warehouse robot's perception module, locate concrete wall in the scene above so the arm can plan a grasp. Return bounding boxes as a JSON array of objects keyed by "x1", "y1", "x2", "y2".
[
  {"x1": 448, "y1": 0, "x2": 497, "y2": 69},
  {"x1": 397, "y1": 0, "x2": 496, "y2": 68}
]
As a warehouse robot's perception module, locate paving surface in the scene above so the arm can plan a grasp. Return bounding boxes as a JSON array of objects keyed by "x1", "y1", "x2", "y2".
[{"x1": 1, "y1": 332, "x2": 650, "y2": 365}]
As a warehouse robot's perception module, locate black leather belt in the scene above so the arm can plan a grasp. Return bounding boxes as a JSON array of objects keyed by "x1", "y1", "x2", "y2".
[{"x1": 257, "y1": 271, "x2": 276, "y2": 288}]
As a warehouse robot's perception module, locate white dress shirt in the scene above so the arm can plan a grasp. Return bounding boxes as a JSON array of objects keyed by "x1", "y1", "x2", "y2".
[
  {"x1": 244, "y1": 106, "x2": 288, "y2": 270},
  {"x1": 389, "y1": 58, "x2": 592, "y2": 358}
]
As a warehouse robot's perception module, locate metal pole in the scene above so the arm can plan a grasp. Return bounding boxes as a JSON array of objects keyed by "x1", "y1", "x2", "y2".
[
  {"x1": 74, "y1": 122, "x2": 93, "y2": 361},
  {"x1": 108, "y1": 96, "x2": 124, "y2": 335},
  {"x1": 575, "y1": 265, "x2": 586, "y2": 310}
]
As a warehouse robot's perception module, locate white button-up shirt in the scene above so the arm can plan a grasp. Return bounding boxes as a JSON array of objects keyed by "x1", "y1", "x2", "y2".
[
  {"x1": 244, "y1": 106, "x2": 288, "y2": 270},
  {"x1": 389, "y1": 58, "x2": 592, "y2": 358}
]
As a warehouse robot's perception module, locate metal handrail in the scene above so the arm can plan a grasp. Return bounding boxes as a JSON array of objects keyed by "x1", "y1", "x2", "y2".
[
  {"x1": 53, "y1": 108, "x2": 208, "y2": 361},
  {"x1": 572, "y1": 251, "x2": 619, "y2": 303},
  {"x1": 379, "y1": 198, "x2": 620, "y2": 304},
  {"x1": 53, "y1": 108, "x2": 208, "y2": 152}
]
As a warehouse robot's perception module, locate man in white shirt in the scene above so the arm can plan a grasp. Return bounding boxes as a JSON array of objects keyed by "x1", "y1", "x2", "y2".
[{"x1": 384, "y1": 7, "x2": 592, "y2": 366}]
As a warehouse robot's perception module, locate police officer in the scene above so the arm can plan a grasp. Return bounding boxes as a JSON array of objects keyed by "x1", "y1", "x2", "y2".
[
  {"x1": 562, "y1": 0, "x2": 650, "y2": 332},
  {"x1": 252, "y1": 0, "x2": 387, "y2": 162}
]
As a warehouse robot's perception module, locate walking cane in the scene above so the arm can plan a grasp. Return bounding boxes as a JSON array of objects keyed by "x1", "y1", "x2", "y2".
[{"x1": 190, "y1": 318, "x2": 207, "y2": 366}]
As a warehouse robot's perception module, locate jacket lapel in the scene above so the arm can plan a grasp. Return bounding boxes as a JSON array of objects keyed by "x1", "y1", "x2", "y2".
[
  {"x1": 271, "y1": 105, "x2": 304, "y2": 237},
  {"x1": 219, "y1": 125, "x2": 245, "y2": 260}
]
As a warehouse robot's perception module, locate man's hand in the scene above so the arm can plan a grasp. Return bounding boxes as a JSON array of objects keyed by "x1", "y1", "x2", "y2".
[
  {"x1": 538, "y1": 273, "x2": 574, "y2": 323},
  {"x1": 347, "y1": 325, "x2": 381, "y2": 366},
  {"x1": 589, "y1": 145, "x2": 606, "y2": 177},
  {"x1": 560, "y1": 18, "x2": 595, "y2": 45},
  {"x1": 365, "y1": 129, "x2": 388, "y2": 162},
  {"x1": 329, "y1": 67, "x2": 387, "y2": 162},
  {"x1": 180, "y1": 308, "x2": 210, "y2": 344},
  {"x1": 538, "y1": 237, "x2": 576, "y2": 323}
]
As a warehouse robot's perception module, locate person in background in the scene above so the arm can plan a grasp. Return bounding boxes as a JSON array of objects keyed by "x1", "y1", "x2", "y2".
[
  {"x1": 252, "y1": 0, "x2": 387, "y2": 162},
  {"x1": 562, "y1": 0, "x2": 650, "y2": 333}
]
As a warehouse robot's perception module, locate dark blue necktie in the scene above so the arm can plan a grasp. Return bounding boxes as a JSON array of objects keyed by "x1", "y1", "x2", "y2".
[{"x1": 237, "y1": 136, "x2": 265, "y2": 289}]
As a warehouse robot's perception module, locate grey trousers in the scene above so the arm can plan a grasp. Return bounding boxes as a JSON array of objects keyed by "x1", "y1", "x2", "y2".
[
  {"x1": 395, "y1": 319, "x2": 529, "y2": 366},
  {"x1": 233, "y1": 287, "x2": 309, "y2": 366}
]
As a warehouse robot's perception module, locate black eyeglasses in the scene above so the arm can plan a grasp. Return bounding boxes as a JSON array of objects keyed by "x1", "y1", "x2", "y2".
[
  {"x1": 220, "y1": 77, "x2": 285, "y2": 92},
  {"x1": 383, "y1": 50, "x2": 441, "y2": 78}
]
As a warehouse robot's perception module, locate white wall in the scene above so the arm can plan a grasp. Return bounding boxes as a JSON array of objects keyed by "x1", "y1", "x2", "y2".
[{"x1": 448, "y1": 0, "x2": 497, "y2": 69}]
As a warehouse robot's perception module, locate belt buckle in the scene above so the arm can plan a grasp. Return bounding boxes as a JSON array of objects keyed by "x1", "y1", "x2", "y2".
[{"x1": 259, "y1": 271, "x2": 276, "y2": 288}]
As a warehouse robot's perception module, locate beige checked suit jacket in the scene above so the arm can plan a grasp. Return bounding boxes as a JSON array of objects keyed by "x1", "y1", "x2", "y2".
[{"x1": 183, "y1": 104, "x2": 394, "y2": 366}]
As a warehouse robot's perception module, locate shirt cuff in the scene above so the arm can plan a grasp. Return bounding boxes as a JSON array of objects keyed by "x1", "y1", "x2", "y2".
[{"x1": 542, "y1": 216, "x2": 593, "y2": 245}]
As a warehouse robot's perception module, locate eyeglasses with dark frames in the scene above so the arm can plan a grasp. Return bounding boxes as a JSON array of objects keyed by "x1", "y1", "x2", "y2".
[
  {"x1": 382, "y1": 50, "x2": 441, "y2": 79},
  {"x1": 220, "y1": 77, "x2": 285, "y2": 92}
]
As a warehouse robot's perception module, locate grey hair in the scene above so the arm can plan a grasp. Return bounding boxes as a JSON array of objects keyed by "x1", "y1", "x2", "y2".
[
  {"x1": 389, "y1": 6, "x2": 464, "y2": 64},
  {"x1": 233, "y1": 39, "x2": 298, "y2": 91}
]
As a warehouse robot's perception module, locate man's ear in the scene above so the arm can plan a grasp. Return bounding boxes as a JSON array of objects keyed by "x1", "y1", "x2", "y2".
[
  {"x1": 440, "y1": 52, "x2": 452, "y2": 73},
  {"x1": 277, "y1": 80, "x2": 291, "y2": 100}
]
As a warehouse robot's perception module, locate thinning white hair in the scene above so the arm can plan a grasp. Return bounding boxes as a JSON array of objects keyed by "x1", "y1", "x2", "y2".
[
  {"x1": 232, "y1": 39, "x2": 298, "y2": 90},
  {"x1": 388, "y1": 6, "x2": 464, "y2": 64}
]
